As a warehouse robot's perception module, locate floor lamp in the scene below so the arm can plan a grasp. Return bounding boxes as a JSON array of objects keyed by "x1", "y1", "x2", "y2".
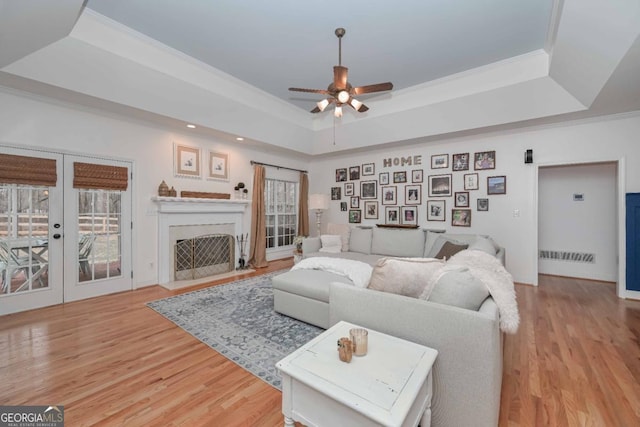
[{"x1": 308, "y1": 193, "x2": 329, "y2": 237}]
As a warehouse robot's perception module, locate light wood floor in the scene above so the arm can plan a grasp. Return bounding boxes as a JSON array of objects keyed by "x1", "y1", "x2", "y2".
[{"x1": 1, "y1": 262, "x2": 639, "y2": 426}]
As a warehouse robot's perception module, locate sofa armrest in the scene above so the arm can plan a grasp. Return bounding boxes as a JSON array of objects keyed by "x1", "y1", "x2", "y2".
[
  {"x1": 329, "y1": 282, "x2": 502, "y2": 427},
  {"x1": 302, "y1": 237, "x2": 321, "y2": 255},
  {"x1": 496, "y1": 247, "x2": 506, "y2": 266}
]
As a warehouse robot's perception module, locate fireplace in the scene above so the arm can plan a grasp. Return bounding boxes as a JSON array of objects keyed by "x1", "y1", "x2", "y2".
[
  {"x1": 175, "y1": 234, "x2": 234, "y2": 280},
  {"x1": 153, "y1": 197, "x2": 250, "y2": 285}
]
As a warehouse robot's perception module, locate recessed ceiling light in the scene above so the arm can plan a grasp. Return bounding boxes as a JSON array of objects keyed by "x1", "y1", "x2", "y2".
[
  {"x1": 236, "y1": 137, "x2": 244, "y2": 141},
  {"x1": 186, "y1": 124, "x2": 196, "y2": 129}
]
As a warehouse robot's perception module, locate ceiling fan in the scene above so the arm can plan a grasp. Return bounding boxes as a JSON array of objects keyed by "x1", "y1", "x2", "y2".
[{"x1": 289, "y1": 28, "x2": 393, "y2": 117}]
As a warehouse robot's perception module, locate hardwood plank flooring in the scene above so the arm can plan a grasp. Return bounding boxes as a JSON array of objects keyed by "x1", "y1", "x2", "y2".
[{"x1": 1, "y1": 263, "x2": 639, "y2": 426}]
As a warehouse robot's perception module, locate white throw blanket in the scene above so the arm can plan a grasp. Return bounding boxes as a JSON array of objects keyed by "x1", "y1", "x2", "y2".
[
  {"x1": 291, "y1": 257, "x2": 373, "y2": 288},
  {"x1": 448, "y1": 250, "x2": 520, "y2": 334}
]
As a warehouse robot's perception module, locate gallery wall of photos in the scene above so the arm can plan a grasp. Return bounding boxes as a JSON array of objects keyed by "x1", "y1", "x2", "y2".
[{"x1": 330, "y1": 151, "x2": 506, "y2": 227}]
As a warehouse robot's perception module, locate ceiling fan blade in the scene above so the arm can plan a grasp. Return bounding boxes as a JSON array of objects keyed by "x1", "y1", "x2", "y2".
[
  {"x1": 288, "y1": 87, "x2": 330, "y2": 94},
  {"x1": 310, "y1": 106, "x2": 321, "y2": 113},
  {"x1": 357, "y1": 103, "x2": 369, "y2": 113},
  {"x1": 333, "y1": 66, "x2": 348, "y2": 90},
  {"x1": 352, "y1": 82, "x2": 393, "y2": 95},
  {"x1": 347, "y1": 100, "x2": 369, "y2": 113}
]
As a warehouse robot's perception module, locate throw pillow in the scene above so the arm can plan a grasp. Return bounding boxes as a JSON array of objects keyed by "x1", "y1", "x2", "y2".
[
  {"x1": 368, "y1": 257, "x2": 445, "y2": 299},
  {"x1": 425, "y1": 265, "x2": 490, "y2": 311},
  {"x1": 319, "y1": 234, "x2": 342, "y2": 253},
  {"x1": 327, "y1": 223, "x2": 351, "y2": 252},
  {"x1": 434, "y1": 241, "x2": 468, "y2": 260},
  {"x1": 349, "y1": 228, "x2": 372, "y2": 254},
  {"x1": 467, "y1": 236, "x2": 496, "y2": 256},
  {"x1": 426, "y1": 235, "x2": 467, "y2": 258}
]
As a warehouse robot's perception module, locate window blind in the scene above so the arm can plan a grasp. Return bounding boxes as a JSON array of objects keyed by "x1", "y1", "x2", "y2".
[
  {"x1": 0, "y1": 153, "x2": 57, "y2": 186},
  {"x1": 73, "y1": 162, "x2": 128, "y2": 191}
]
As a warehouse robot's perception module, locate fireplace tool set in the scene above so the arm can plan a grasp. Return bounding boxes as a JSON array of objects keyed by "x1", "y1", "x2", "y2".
[{"x1": 236, "y1": 234, "x2": 249, "y2": 270}]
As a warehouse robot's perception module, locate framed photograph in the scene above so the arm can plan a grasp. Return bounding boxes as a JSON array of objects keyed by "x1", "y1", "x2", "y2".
[
  {"x1": 455, "y1": 191, "x2": 470, "y2": 207},
  {"x1": 349, "y1": 166, "x2": 360, "y2": 181},
  {"x1": 452, "y1": 153, "x2": 470, "y2": 171},
  {"x1": 411, "y1": 169, "x2": 423, "y2": 183},
  {"x1": 350, "y1": 196, "x2": 360, "y2": 208},
  {"x1": 349, "y1": 209, "x2": 362, "y2": 224},
  {"x1": 474, "y1": 151, "x2": 496, "y2": 170},
  {"x1": 364, "y1": 201, "x2": 379, "y2": 219},
  {"x1": 385, "y1": 206, "x2": 400, "y2": 225},
  {"x1": 208, "y1": 151, "x2": 229, "y2": 181},
  {"x1": 431, "y1": 154, "x2": 449, "y2": 169},
  {"x1": 487, "y1": 175, "x2": 507, "y2": 195},
  {"x1": 464, "y1": 173, "x2": 479, "y2": 190},
  {"x1": 452, "y1": 209, "x2": 472, "y2": 227},
  {"x1": 379, "y1": 172, "x2": 389, "y2": 185},
  {"x1": 428, "y1": 174, "x2": 452, "y2": 197},
  {"x1": 393, "y1": 171, "x2": 407, "y2": 183},
  {"x1": 336, "y1": 168, "x2": 348, "y2": 182},
  {"x1": 360, "y1": 180, "x2": 378, "y2": 199},
  {"x1": 331, "y1": 186, "x2": 341, "y2": 200},
  {"x1": 477, "y1": 198, "x2": 489, "y2": 211},
  {"x1": 405, "y1": 184, "x2": 422, "y2": 205},
  {"x1": 344, "y1": 182, "x2": 355, "y2": 196},
  {"x1": 381, "y1": 186, "x2": 397, "y2": 205},
  {"x1": 174, "y1": 143, "x2": 201, "y2": 178},
  {"x1": 362, "y1": 163, "x2": 375, "y2": 176},
  {"x1": 427, "y1": 200, "x2": 446, "y2": 222},
  {"x1": 401, "y1": 206, "x2": 418, "y2": 225},
  {"x1": 340, "y1": 202, "x2": 348, "y2": 211}
]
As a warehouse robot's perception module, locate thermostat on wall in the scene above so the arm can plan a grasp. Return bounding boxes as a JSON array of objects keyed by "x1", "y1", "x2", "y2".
[{"x1": 573, "y1": 193, "x2": 584, "y2": 201}]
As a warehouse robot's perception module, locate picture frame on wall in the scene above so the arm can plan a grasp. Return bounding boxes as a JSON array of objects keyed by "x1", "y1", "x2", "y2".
[
  {"x1": 340, "y1": 202, "x2": 348, "y2": 211},
  {"x1": 455, "y1": 191, "x2": 469, "y2": 207},
  {"x1": 452, "y1": 209, "x2": 472, "y2": 227},
  {"x1": 431, "y1": 154, "x2": 449, "y2": 169},
  {"x1": 174, "y1": 143, "x2": 201, "y2": 179},
  {"x1": 428, "y1": 174, "x2": 452, "y2": 197},
  {"x1": 350, "y1": 196, "x2": 360, "y2": 208},
  {"x1": 452, "y1": 153, "x2": 470, "y2": 171},
  {"x1": 412, "y1": 169, "x2": 423, "y2": 183},
  {"x1": 362, "y1": 163, "x2": 375, "y2": 176},
  {"x1": 464, "y1": 173, "x2": 479, "y2": 190},
  {"x1": 344, "y1": 182, "x2": 354, "y2": 196},
  {"x1": 364, "y1": 201, "x2": 379, "y2": 219},
  {"x1": 349, "y1": 209, "x2": 362, "y2": 223},
  {"x1": 477, "y1": 198, "x2": 489, "y2": 211},
  {"x1": 360, "y1": 180, "x2": 377, "y2": 199},
  {"x1": 336, "y1": 168, "x2": 348, "y2": 182},
  {"x1": 331, "y1": 187, "x2": 341, "y2": 200},
  {"x1": 379, "y1": 172, "x2": 389, "y2": 185},
  {"x1": 405, "y1": 184, "x2": 422, "y2": 205},
  {"x1": 401, "y1": 206, "x2": 418, "y2": 226},
  {"x1": 349, "y1": 166, "x2": 361, "y2": 181},
  {"x1": 393, "y1": 171, "x2": 407, "y2": 183},
  {"x1": 381, "y1": 186, "x2": 397, "y2": 205},
  {"x1": 427, "y1": 200, "x2": 446, "y2": 222},
  {"x1": 385, "y1": 206, "x2": 400, "y2": 225},
  {"x1": 474, "y1": 151, "x2": 496, "y2": 170},
  {"x1": 208, "y1": 151, "x2": 229, "y2": 181},
  {"x1": 487, "y1": 175, "x2": 507, "y2": 195}
]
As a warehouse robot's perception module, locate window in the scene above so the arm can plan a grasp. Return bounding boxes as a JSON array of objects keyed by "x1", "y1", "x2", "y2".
[{"x1": 265, "y1": 179, "x2": 298, "y2": 249}]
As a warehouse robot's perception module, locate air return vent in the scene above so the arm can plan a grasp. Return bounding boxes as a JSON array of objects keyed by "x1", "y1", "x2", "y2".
[{"x1": 539, "y1": 250, "x2": 595, "y2": 264}]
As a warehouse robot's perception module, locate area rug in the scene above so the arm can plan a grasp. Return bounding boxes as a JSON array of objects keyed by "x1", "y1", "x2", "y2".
[{"x1": 147, "y1": 270, "x2": 323, "y2": 390}]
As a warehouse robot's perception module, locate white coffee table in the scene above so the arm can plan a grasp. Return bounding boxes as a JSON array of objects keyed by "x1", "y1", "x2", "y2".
[{"x1": 276, "y1": 321, "x2": 438, "y2": 427}]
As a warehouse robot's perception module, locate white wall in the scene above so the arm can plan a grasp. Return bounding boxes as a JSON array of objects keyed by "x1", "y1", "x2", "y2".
[
  {"x1": 538, "y1": 163, "x2": 617, "y2": 281},
  {"x1": 310, "y1": 112, "x2": 640, "y2": 285},
  {"x1": 0, "y1": 90, "x2": 310, "y2": 287}
]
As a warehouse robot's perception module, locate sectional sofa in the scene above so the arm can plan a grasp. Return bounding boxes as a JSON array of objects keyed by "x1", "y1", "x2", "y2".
[{"x1": 272, "y1": 226, "x2": 506, "y2": 427}]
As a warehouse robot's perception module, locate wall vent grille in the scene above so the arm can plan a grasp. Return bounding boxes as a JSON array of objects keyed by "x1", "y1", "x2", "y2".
[{"x1": 539, "y1": 250, "x2": 595, "y2": 264}]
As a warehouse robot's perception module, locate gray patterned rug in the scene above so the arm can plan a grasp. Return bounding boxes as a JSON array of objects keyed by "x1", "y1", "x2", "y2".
[{"x1": 147, "y1": 270, "x2": 323, "y2": 390}]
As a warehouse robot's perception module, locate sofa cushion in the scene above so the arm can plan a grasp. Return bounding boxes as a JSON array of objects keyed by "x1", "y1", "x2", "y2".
[
  {"x1": 319, "y1": 234, "x2": 342, "y2": 253},
  {"x1": 305, "y1": 251, "x2": 381, "y2": 266},
  {"x1": 349, "y1": 228, "x2": 372, "y2": 254},
  {"x1": 371, "y1": 227, "x2": 425, "y2": 257},
  {"x1": 272, "y1": 269, "x2": 353, "y2": 303},
  {"x1": 427, "y1": 235, "x2": 468, "y2": 258},
  {"x1": 327, "y1": 223, "x2": 351, "y2": 251},
  {"x1": 467, "y1": 236, "x2": 497, "y2": 256},
  {"x1": 425, "y1": 266, "x2": 490, "y2": 311},
  {"x1": 368, "y1": 257, "x2": 445, "y2": 299},
  {"x1": 435, "y1": 241, "x2": 468, "y2": 260}
]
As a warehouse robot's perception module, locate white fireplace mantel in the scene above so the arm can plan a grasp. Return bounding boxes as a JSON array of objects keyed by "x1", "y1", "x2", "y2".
[{"x1": 152, "y1": 197, "x2": 251, "y2": 284}]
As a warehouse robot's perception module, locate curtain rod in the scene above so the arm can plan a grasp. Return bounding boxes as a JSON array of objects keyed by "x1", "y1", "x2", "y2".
[{"x1": 250, "y1": 160, "x2": 307, "y2": 174}]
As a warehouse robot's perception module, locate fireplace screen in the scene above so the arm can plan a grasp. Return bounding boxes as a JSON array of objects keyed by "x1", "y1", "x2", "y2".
[{"x1": 174, "y1": 234, "x2": 234, "y2": 281}]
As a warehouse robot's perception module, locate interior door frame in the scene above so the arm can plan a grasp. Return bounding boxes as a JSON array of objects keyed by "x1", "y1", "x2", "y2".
[{"x1": 533, "y1": 157, "x2": 626, "y2": 298}]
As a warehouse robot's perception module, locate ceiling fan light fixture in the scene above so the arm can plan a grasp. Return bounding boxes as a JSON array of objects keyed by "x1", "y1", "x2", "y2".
[
  {"x1": 317, "y1": 99, "x2": 330, "y2": 112},
  {"x1": 334, "y1": 105, "x2": 343, "y2": 118},
  {"x1": 337, "y1": 90, "x2": 350, "y2": 103},
  {"x1": 349, "y1": 98, "x2": 363, "y2": 111}
]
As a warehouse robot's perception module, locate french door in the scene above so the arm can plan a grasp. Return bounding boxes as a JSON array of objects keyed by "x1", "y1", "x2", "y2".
[{"x1": 0, "y1": 147, "x2": 132, "y2": 315}]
